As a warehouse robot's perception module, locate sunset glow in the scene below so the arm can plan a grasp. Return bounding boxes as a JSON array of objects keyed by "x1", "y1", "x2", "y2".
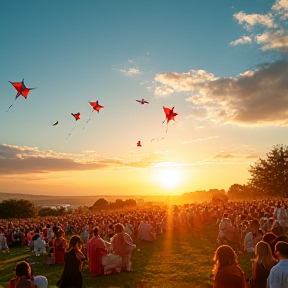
[
  {"x1": 1, "y1": 1, "x2": 287, "y2": 196},
  {"x1": 158, "y1": 169, "x2": 182, "y2": 189}
]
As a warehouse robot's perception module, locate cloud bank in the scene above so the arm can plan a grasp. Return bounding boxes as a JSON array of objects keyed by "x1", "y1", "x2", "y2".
[
  {"x1": 154, "y1": 0, "x2": 288, "y2": 126},
  {"x1": 0, "y1": 144, "x2": 168, "y2": 175}
]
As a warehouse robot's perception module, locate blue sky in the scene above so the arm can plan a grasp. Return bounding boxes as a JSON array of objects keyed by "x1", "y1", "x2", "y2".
[{"x1": 1, "y1": 0, "x2": 288, "y2": 196}]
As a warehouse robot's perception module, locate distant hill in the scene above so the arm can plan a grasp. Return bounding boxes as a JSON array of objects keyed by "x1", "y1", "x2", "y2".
[
  {"x1": 0, "y1": 192, "x2": 170, "y2": 206},
  {"x1": 0, "y1": 189, "x2": 224, "y2": 206}
]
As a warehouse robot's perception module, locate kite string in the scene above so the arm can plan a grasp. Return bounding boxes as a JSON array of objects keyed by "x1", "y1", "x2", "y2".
[
  {"x1": 151, "y1": 123, "x2": 169, "y2": 142},
  {"x1": 6, "y1": 104, "x2": 13, "y2": 112},
  {"x1": 65, "y1": 126, "x2": 76, "y2": 140},
  {"x1": 83, "y1": 110, "x2": 94, "y2": 130}
]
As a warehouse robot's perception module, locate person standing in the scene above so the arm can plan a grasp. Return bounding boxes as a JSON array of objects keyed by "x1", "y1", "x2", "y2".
[
  {"x1": 250, "y1": 241, "x2": 277, "y2": 288},
  {"x1": 57, "y1": 236, "x2": 85, "y2": 288},
  {"x1": 54, "y1": 229, "x2": 67, "y2": 264},
  {"x1": 213, "y1": 245, "x2": 246, "y2": 288},
  {"x1": 267, "y1": 241, "x2": 288, "y2": 288}
]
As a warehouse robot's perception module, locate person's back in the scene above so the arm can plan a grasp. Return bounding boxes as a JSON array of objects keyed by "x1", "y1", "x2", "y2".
[
  {"x1": 8, "y1": 261, "x2": 48, "y2": 288},
  {"x1": 267, "y1": 241, "x2": 288, "y2": 288},
  {"x1": 138, "y1": 221, "x2": 155, "y2": 241},
  {"x1": 214, "y1": 265, "x2": 246, "y2": 288}
]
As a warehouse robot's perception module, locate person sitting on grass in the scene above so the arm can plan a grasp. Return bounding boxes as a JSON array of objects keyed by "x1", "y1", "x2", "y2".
[
  {"x1": 87, "y1": 227, "x2": 108, "y2": 277},
  {"x1": 0, "y1": 226, "x2": 9, "y2": 253},
  {"x1": 138, "y1": 217, "x2": 156, "y2": 242},
  {"x1": 32, "y1": 234, "x2": 46, "y2": 257},
  {"x1": 8, "y1": 261, "x2": 48, "y2": 288}
]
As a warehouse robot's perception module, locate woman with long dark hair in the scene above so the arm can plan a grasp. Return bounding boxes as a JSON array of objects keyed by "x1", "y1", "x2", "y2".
[
  {"x1": 57, "y1": 235, "x2": 85, "y2": 288},
  {"x1": 213, "y1": 245, "x2": 246, "y2": 288},
  {"x1": 8, "y1": 261, "x2": 48, "y2": 288}
]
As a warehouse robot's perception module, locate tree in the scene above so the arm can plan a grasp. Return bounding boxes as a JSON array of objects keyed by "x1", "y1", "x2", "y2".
[
  {"x1": 227, "y1": 184, "x2": 261, "y2": 200},
  {"x1": 0, "y1": 199, "x2": 38, "y2": 219},
  {"x1": 91, "y1": 198, "x2": 108, "y2": 210},
  {"x1": 38, "y1": 207, "x2": 68, "y2": 217},
  {"x1": 249, "y1": 145, "x2": 288, "y2": 198}
]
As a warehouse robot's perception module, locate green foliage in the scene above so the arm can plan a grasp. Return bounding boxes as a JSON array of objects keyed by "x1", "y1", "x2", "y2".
[
  {"x1": 0, "y1": 199, "x2": 38, "y2": 219},
  {"x1": 90, "y1": 198, "x2": 137, "y2": 211},
  {"x1": 227, "y1": 184, "x2": 260, "y2": 200},
  {"x1": 249, "y1": 145, "x2": 288, "y2": 197},
  {"x1": 91, "y1": 198, "x2": 108, "y2": 210},
  {"x1": 38, "y1": 207, "x2": 67, "y2": 217}
]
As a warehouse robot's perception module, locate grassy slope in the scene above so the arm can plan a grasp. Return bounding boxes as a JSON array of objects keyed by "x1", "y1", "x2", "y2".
[{"x1": 0, "y1": 224, "x2": 253, "y2": 288}]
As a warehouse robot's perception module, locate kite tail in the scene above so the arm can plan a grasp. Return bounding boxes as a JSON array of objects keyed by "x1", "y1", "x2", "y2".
[
  {"x1": 151, "y1": 136, "x2": 165, "y2": 142},
  {"x1": 6, "y1": 104, "x2": 13, "y2": 112},
  {"x1": 83, "y1": 111, "x2": 93, "y2": 130},
  {"x1": 65, "y1": 126, "x2": 76, "y2": 140}
]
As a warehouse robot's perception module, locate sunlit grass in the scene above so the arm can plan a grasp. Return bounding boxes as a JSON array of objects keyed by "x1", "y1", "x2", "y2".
[{"x1": 0, "y1": 224, "x2": 253, "y2": 288}]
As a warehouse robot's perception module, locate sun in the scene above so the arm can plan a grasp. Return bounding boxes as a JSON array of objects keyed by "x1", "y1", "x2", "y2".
[{"x1": 158, "y1": 169, "x2": 182, "y2": 189}]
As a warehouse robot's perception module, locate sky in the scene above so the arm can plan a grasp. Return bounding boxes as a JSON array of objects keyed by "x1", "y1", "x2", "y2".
[{"x1": 1, "y1": 0, "x2": 288, "y2": 196}]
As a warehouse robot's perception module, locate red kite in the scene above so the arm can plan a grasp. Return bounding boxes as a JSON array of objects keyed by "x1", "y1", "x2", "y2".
[
  {"x1": 163, "y1": 106, "x2": 178, "y2": 124},
  {"x1": 137, "y1": 141, "x2": 142, "y2": 147},
  {"x1": 83, "y1": 101, "x2": 104, "y2": 129},
  {"x1": 9, "y1": 79, "x2": 36, "y2": 100},
  {"x1": 136, "y1": 99, "x2": 149, "y2": 105},
  {"x1": 6, "y1": 79, "x2": 36, "y2": 112},
  {"x1": 66, "y1": 113, "x2": 81, "y2": 140},
  {"x1": 71, "y1": 112, "x2": 81, "y2": 121},
  {"x1": 89, "y1": 101, "x2": 104, "y2": 113},
  {"x1": 151, "y1": 106, "x2": 178, "y2": 142}
]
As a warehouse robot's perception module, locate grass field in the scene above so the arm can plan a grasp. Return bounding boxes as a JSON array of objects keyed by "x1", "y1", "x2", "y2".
[{"x1": 0, "y1": 224, "x2": 253, "y2": 288}]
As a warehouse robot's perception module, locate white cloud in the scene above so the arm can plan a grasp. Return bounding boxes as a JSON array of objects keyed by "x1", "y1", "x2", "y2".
[
  {"x1": 154, "y1": 86, "x2": 174, "y2": 96},
  {"x1": 120, "y1": 68, "x2": 141, "y2": 76},
  {"x1": 272, "y1": 0, "x2": 288, "y2": 19},
  {"x1": 230, "y1": 35, "x2": 252, "y2": 46},
  {"x1": 231, "y1": 1, "x2": 288, "y2": 52},
  {"x1": 155, "y1": 60, "x2": 288, "y2": 126},
  {"x1": 154, "y1": 69, "x2": 216, "y2": 96},
  {"x1": 233, "y1": 11, "x2": 275, "y2": 29},
  {"x1": 0, "y1": 144, "x2": 172, "y2": 174}
]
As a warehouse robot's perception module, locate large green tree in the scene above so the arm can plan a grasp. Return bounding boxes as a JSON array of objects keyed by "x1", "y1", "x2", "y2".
[
  {"x1": 0, "y1": 199, "x2": 38, "y2": 219},
  {"x1": 249, "y1": 145, "x2": 288, "y2": 198}
]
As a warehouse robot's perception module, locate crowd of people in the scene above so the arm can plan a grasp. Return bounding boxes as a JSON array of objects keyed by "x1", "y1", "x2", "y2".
[{"x1": 0, "y1": 198, "x2": 288, "y2": 288}]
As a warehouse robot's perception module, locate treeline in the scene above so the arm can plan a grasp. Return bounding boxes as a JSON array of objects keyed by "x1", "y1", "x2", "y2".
[
  {"x1": 0, "y1": 199, "x2": 71, "y2": 219},
  {"x1": 89, "y1": 198, "x2": 137, "y2": 211}
]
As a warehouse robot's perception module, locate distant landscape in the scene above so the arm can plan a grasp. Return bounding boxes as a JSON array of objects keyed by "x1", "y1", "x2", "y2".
[
  {"x1": 0, "y1": 192, "x2": 171, "y2": 206},
  {"x1": 0, "y1": 190, "x2": 222, "y2": 207}
]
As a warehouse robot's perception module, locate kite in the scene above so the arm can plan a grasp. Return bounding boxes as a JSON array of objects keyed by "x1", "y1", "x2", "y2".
[
  {"x1": 6, "y1": 79, "x2": 36, "y2": 112},
  {"x1": 66, "y1": 112, "x2": 81, "y2": 140},
  {"x1": 137, "y1": 141, "x2": 142, "y2": 147},
  {"x1": 52, "y1": 121, "x2": 59, "y2": 126},
  {"x1": 136, "y1": 99, "x2": 149, "y2": 105},
  {"x1": 83, "y1": 101, "x2": 104, "y2": 129},
  {"x1": 151, "y1": 106, "x2": 178, "y2": 142},
  {"x1": 71, "y1": 112, "x2": 81, "y2": 121},
  {"x1": 162, "y1": 106, "x2": 178, "y2": 124},
  {"x1": 89, "y1": 101, "x2": 104, "y2": 113}
]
